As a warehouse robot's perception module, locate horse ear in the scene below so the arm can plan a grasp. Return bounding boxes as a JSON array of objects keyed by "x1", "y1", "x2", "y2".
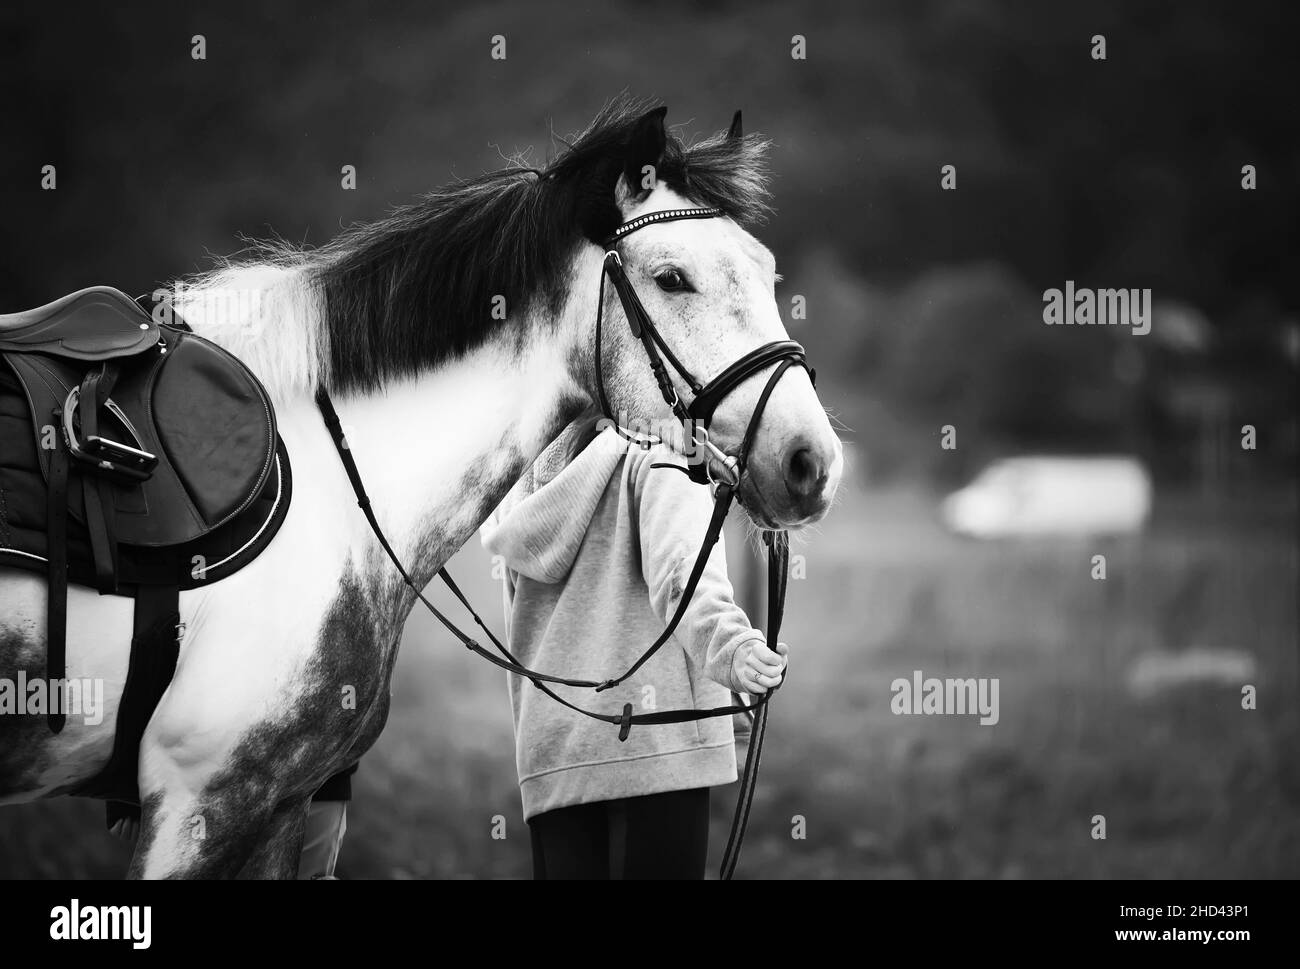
[
  {"x1": 622, "y1": 106, "x2": 668, "y2": 195},
  {"x1": 575, "y1": 105, "x2": 668, "y2": 243},
  {"x1": 727, "y1": 110, "x2": 743, "y2": 140}
]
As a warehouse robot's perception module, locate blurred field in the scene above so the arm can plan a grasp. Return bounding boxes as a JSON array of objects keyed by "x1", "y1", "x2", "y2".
[{"x1": 3, "y1": 458, "x2": 1295, "y2": 879}]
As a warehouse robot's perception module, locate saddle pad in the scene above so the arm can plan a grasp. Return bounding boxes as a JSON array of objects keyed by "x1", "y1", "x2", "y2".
[{"x1": 0, "y1": 365, "x2": 293, "y2": 590}]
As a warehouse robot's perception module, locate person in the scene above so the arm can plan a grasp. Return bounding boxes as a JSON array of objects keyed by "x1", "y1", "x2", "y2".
[
  {"x1": 480, "y1": 417, "x2": 788, "y2": 879},
  {"x1": 296, "y1": 766, "x2": 354, "y2": 879}
]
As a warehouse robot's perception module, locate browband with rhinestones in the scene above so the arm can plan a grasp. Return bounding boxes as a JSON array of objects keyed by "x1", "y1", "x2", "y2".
[{"x1": 603, "y1": 207, "x2": 724, "y2": 247}]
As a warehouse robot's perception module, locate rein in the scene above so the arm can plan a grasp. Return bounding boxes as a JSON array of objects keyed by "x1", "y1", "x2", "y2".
[{"x1": 316, "y1": 206, "x2": 810, "y2": 878}]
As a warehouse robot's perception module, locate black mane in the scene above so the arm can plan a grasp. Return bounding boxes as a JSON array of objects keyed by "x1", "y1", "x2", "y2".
[{"x1": 224, "y1": 96, "x2": 773, "y2": 394}]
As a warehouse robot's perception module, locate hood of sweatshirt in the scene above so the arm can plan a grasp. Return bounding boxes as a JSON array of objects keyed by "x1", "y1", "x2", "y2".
[{"x1": 480, "y1": 428, "x2": 630, "y2": 584}]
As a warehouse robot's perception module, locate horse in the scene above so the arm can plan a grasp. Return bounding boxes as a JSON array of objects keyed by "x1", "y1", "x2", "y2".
[{"x1": 0, "y1": 99, "x2": 843, "y2": 878}]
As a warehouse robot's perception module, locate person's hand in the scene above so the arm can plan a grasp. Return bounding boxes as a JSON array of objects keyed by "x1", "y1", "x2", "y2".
[
  {"x1": 732, "y1": 639, "x2": 789, "y2": 695},
  {"x1": 109, "y1": 816, "x2": 139, "y2": 843}
]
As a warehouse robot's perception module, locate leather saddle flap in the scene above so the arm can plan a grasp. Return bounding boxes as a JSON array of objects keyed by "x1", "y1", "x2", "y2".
[{"x1": 147, "y1": 332, "x2": 276, "y2": 538}]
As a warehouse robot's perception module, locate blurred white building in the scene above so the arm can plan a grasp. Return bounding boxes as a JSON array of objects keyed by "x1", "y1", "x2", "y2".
[{"x1": 941, "y1": 456, "x2": 1152, "y2": 537}]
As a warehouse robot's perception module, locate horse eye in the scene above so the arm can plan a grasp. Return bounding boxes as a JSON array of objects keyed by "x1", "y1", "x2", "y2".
[{"x1": 654, "y1": 268, "x2": 690, "y2": 292}]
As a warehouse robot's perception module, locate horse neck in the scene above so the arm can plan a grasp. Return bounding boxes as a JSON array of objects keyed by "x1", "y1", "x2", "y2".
[
  {"x1": 330, "y1": 314, "x2": 586, "y2": 589},
  {"x1": 175, "y1": 257, "x2": 595, "y2": 595}
]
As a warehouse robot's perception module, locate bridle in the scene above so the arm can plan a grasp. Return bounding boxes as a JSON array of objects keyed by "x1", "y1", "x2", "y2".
[
  {"x1": 594, "y1": 206, "x2": 810, "y2": 488},
  {"x1": 316, "y1": 206, "x2": 813, "y2": 879}
]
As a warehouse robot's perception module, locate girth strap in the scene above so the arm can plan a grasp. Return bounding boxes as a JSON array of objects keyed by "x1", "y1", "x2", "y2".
[
  {"x1": 82, "y1": 476, "x2": 119, "y2": 592},
  {"x1": 45, "y1": 420, "x2": 70, "y2": 733}
]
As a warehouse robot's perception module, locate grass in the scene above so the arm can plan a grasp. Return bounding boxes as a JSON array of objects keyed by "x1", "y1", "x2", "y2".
[{"x1": 1, "y1": 478, "x2": 1296, "y2": 879}]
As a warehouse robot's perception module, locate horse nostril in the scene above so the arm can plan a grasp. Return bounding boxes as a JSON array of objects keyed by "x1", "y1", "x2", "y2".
[{"x1": 783, "y1": 443, "x2": 827, "y2": 503}]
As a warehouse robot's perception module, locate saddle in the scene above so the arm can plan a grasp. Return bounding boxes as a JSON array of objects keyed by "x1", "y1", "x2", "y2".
[{"x1": 0, "y1": 286, "x2": 292, "y2": 801}]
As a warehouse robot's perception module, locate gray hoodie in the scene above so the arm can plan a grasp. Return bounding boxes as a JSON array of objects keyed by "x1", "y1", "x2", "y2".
[{"x1": 480, "y1": 427, "x2": 763, "y2": 820}]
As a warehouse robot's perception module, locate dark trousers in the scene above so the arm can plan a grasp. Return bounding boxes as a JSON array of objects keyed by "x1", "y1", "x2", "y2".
[{"x1": 528, "y1": 787, "x2": 711, "y2": 880}]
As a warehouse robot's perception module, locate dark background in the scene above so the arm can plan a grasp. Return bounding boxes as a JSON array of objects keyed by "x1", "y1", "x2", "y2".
[{"x1": 1, "y1": 0, "x2": 1296, "y2": 878}]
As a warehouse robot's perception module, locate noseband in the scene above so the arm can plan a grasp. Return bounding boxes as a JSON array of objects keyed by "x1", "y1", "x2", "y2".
[
  {"x1": 594, "y1": 206, "x2": 813, "y2": 487},
  {"x1": 316, "y1": 205, "x2": 814, "y2": 879}
]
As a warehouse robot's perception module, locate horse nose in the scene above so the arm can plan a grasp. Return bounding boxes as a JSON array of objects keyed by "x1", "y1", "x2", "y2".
[{"x1": 782, "y1": 436, "x2": 830, "y2": 515}]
